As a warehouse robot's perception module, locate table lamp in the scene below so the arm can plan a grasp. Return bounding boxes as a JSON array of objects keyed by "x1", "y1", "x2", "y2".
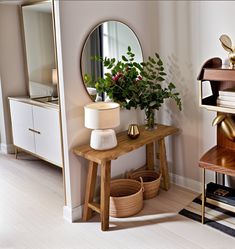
[{"x1": 84, "y1": 102, "x2": 120, "y2": 150}]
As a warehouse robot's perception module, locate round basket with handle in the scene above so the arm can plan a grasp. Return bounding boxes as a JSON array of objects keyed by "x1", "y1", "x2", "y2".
[
  {"x1": 129, "y1": 170, "x2": 161, "y2": 200},
  {"x1": 109, "y1": 178, "x2": 144, "y2": 218}
]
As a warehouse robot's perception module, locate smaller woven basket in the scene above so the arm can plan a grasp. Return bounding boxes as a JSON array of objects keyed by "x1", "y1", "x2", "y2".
[
  {"x1": 109, "y1": 179, "x2": 144, "y2": 218},
  {"x1": 129, "y1": 170, "x2": 161, "y2": 200}
]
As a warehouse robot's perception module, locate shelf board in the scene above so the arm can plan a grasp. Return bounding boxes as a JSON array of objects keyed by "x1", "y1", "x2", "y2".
[
  {"x1": 202, "y1": 67, "x2": 235, "y2": 81},
  {"x1": 199, "y1": 146, "x2": 235, "y2": 176},
  {"x1": 200, "y1": 104, "x2": 235, "y2": 114}
]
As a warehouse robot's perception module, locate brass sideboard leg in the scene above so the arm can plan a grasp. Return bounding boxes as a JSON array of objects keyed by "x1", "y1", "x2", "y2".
[
  {"x1": 201, "y1": 168, "x2": 206, "y2": 224},
  {"x1": 100, "y1": 160, "x2": 111, "y2": 231},
  {"x1": 82, "y1": 161, "x2": 98, "y2": 221},
  {"x1": 15, "y1": 147, "x2": 18, "y2": 159},
  {"x1": 158, "y1": 138, "x2": 170, "y2": 190}
]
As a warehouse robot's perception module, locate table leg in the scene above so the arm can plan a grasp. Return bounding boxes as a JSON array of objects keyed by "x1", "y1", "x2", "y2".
[
  {"x1": 100, "y1": 160, "x2": 111, "y2": 231},
  {"x1": 82, "y1": 161, "x2": 98, "y2": 221},
  {"x1": 158, "y1": 138, "x2": 170, "y2": 190},
  {"x1": 146, "y1": 143, "x2": 154, "y2": 170},
  {"x1": 201, "y1": 168, "x2": 205, "y2": 224}
]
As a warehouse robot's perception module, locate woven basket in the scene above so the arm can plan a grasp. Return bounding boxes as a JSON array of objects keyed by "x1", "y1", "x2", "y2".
[
  {"x1": 109, "y1": 179, "x2": 144, "y2": 218},
  {"x1": 129, "y1": 170, "x2": 161, "y2": 200}
]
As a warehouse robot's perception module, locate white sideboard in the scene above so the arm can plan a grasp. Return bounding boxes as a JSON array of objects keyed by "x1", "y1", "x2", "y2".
[{"x1": 9, "y1": 97, "x2": 63, "y2": 167}]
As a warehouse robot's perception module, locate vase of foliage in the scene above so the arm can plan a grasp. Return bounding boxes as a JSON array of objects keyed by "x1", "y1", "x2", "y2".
[
  {"x1": 144, "y1": 107, "x2": 155, "y2": 130},
  {"x1": 85, "y1": 46, "x2": 182, "y2": 130}
]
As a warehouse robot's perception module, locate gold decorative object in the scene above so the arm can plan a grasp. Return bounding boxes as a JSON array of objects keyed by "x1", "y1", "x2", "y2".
[
  {"x1": 212, "y1": 114, "x2": 235, "y2": 141},
  {"x1": 127, "y1": 124, "x2": 140, "y2": 139},
  {"x1": 219, "y1": 34, "x2": 235, "y2": 68}
]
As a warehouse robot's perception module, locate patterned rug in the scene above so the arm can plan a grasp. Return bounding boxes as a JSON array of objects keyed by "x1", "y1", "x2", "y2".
[{"x1": 179, "y1": 197, "x2": 235, "y2": 238}]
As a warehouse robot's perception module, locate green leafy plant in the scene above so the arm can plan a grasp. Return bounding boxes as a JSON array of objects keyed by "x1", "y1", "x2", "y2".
[
  {"x1": 94, "y1": 47, "x2": 142, "y2": 109},
  {"x1": 86, "y1": 46, "x2": 182, "y2": 128}
]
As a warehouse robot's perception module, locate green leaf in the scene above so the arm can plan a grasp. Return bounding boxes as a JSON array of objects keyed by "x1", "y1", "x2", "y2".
[
  {"x1": 149, "y1": 57, "x2": 156, "y2": 64},
  {"x1": 169, "y1": 82, "x2": 176, "y2": 90},
  {"x1": 159, "y1": 72, "x2": 167, "y2": 76},
  {"x1": 157, "y1": 76, "x2": 165, "y2": 82},
  {"x1": 155, "y1": 53, "x2": 160, "y2": 58},
  {"x1": 157, "y1": 60, "x2": 163, "y2": 66},
  {"x1": 122, "y1": 55, "x2": 128, "y2": 62}
]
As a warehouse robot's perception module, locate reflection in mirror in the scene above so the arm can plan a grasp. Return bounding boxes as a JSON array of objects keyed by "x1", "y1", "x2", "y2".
[
  {"x1": 81, "y1": 21, "x2": 143, "y2": 101},
  {"x1": 22, "y1": 1, "x2": 58, "y2": 100}
]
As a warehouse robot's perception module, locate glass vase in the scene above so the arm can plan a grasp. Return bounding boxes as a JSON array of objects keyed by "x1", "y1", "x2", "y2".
[{"x1": 145, "y1": 107, "x2": 156, "y2": 130}]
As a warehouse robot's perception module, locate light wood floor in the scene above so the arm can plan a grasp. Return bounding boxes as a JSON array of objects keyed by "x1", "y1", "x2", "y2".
[{"x1": 0, "y1": 153, "x2": 234, "y2": 249}]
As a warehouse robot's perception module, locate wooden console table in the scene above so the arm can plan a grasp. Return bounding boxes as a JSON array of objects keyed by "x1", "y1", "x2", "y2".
[{"x1": 73, "y1": 124, "x2": 179, "y2": 231}]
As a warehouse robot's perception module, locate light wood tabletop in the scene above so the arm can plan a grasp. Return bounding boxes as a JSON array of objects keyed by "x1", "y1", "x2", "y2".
[{"x1": 74, "y1": 124, "x2": 179, "y2": 164}]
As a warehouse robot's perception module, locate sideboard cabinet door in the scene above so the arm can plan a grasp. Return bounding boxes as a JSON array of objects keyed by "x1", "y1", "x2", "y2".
[
  {"x1": 9, "y1": 100, "x2": 35, "y2": 154},
  {"x1": 33, "y1": 105, "x2": 62, "y2": 166}
]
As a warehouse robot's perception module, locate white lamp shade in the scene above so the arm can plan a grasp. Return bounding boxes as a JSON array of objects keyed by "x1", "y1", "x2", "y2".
[{"x1": 84, "y1": 102, "x2": 120, "y2": 129}]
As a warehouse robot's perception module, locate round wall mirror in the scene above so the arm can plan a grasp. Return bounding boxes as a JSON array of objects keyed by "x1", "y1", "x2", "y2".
[{"x1": 81, "y1": 20, "x2": 143, "y2": 101}]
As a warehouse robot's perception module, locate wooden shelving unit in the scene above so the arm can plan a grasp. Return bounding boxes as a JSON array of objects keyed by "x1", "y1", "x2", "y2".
[
  {"x1": 198, "y1": 57, "x2": 235, "y2": 223},
  {"x1": 198, "y1": 57, "x2": 235, "y2": 114}
]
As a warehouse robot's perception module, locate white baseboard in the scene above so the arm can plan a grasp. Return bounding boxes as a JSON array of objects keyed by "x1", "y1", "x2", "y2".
[
  {"x1": 63, "y1": 205, "x2": 83, "y2": 223},
  {"x1": 0, "y1": 143, "x2": 15, "y2": 154},
  {"x1": 170, "y1": 172, "x2": 201, "y2": 193}
]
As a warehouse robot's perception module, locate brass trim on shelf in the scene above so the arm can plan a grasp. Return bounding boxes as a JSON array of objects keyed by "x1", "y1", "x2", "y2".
[{"x1": 206, "y1": 197, "x2": 235, "y2": 213}]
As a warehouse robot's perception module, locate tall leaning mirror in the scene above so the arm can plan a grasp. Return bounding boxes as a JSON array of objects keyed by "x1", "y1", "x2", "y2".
[
  {"x1": 21, "y1": 0, "x2": 58, "y2": 103},
  {"x1": 81, "y1": 21, "x2": 143, "y2": 101}
]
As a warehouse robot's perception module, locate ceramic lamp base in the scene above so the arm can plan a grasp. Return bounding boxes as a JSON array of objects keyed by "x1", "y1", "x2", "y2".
[{"x1": 90, "y1": 129, "x2": 117, "y2": 150}]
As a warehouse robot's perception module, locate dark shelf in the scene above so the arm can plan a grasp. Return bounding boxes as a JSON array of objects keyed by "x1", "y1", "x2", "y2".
[
  {"x1": 199, "y1": 146, "x2": 235, "y2": 177},
  {"x1": 201, "y1": 67, "x2": 235, "y2": 82}
]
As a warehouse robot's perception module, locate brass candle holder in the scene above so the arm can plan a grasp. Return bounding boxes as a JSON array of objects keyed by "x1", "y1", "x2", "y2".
[{"x1": 127, "y1": 124, "x2": 140, "y2": 139}]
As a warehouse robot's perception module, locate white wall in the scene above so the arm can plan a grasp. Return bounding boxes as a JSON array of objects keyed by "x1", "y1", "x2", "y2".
[
  {"x1": 0, "y1": 4, "x2": 27, "y2": 153},
  {"x1": 56, "y1": 0, "x2": 235, "y2": 221},
  {"x1": 148, "y1": 1, "x2": 235, "y2": 188},
  {"x1": 55, "y1": 0, "x2": 154, "y2": 221}
]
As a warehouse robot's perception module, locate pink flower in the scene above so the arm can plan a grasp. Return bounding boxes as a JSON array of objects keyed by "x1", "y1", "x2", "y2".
[
  {"x1": 112, "y1": 72, "x2": 123, "y2": 82},
  {"x1": 112, "y1": 75, "x2": 119, "y2": 81},
  {"x1": 137, "y1": 75, "x2": 142, "y2": 81}
]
